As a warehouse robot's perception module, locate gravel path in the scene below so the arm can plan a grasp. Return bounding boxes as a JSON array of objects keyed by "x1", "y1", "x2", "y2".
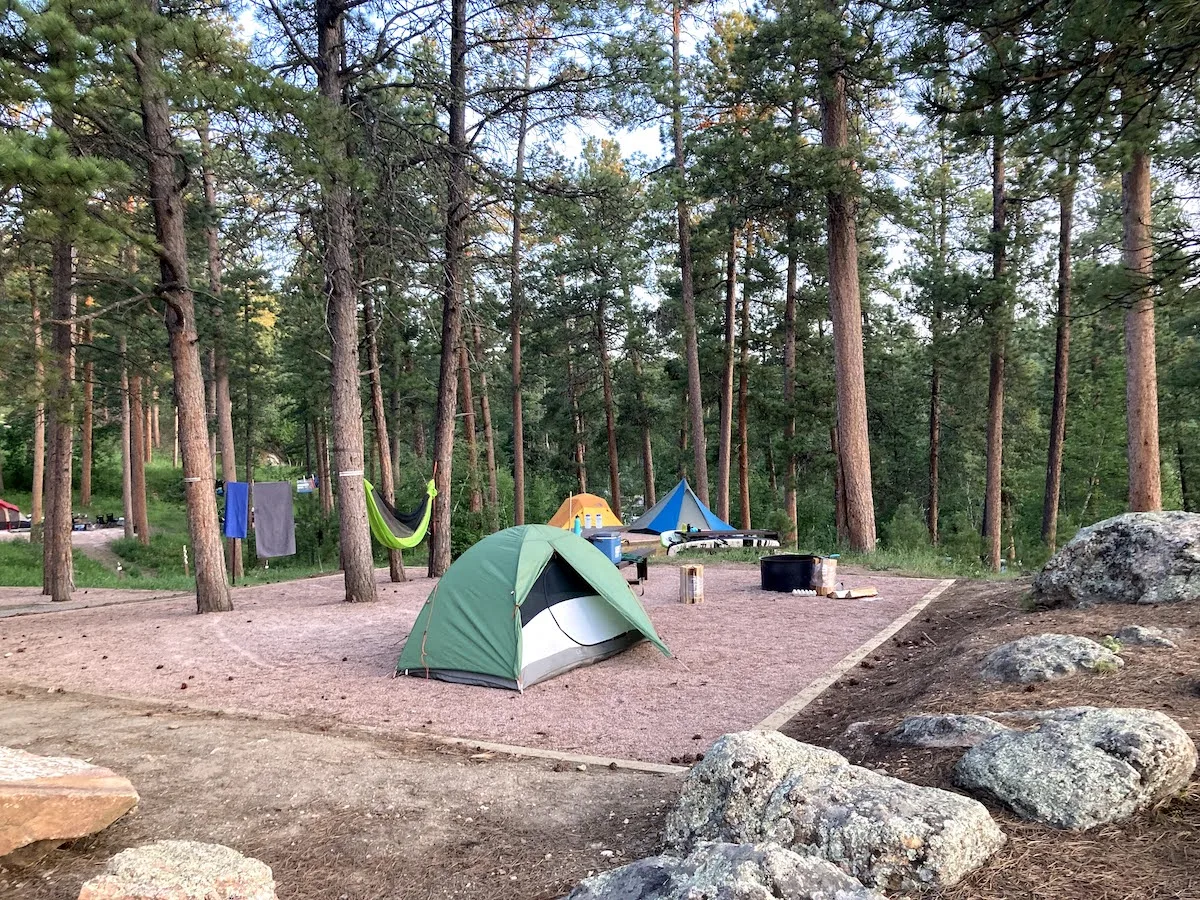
[{"x1": 0, "y1": 565, "x2": 941, "y2": 762}]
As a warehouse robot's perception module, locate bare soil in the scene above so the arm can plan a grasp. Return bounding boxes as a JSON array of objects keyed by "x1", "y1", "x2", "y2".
[
  {"x1": 783, "y1": 579, "x2": 1200, "y2": 900},
  {"x1": 0, "y1": 690, "x2": 680, "y2": 900},
  {"x1": 5, "y1": 574, "x2": 1197, "y2": 900},
  {"x1": 0, "y1": 566, "x2": 939, "y2": 763}
]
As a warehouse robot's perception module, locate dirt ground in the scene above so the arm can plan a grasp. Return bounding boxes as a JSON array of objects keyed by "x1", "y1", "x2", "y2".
[
  {"x1": 4, "y1": 576, "x2": 1198, "y2": 899},
  {"x1": 0, "y1": 690, "x2": 680, "y2": 900},
  {"x1": 0, "y1": 566, "x2": 939, "y2": 763},
  {"x1": 784, "y1": 579, "x2": 1200, "y2": 900}
]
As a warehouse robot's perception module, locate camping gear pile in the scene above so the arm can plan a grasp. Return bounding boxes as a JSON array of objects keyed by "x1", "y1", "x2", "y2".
[{"x1": 397, "y1": 525, "x2": 669, "y2": 691}]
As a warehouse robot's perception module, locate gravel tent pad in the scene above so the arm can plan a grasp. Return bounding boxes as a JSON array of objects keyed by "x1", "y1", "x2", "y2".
[{"x1": 0, "y1": 565, "x2": 942, "y2": 763}]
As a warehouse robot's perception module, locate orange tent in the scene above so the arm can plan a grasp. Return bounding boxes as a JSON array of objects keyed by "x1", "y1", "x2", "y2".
[{"x1": 547, "y1": 493, "x2": 622, "y2": 530}]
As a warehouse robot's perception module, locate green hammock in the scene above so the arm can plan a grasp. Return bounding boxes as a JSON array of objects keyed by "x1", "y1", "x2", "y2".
[{"x1": 364, "y1": 478, "x2": 437, "y2": 550}]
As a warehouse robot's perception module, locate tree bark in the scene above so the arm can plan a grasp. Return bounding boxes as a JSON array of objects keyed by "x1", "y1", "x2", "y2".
[
  {"x1": 983, "y1": 130, "x2": 1006, "y2": 572},
  {"x1": 1122, "y1": 148, "x2": 1161, "y2": 511},
  {"x1": 473, "y1": 324, "x2": 499, "y2": 523},
  {"x1": 821, "y1": 50, "x2": 876, "y2": 551},
  {"x1": 315, "y1": 415, "x2": 333, "y2": 517},
  {"x1": 363, "y1": 286, "x2": 404, "y2": 582},
  {"x1": 927, "y1": 155, "x2": 948, "y2": 546},
  {"x1": 783, "y1": 223, "x2": 798, "y2": 545},
  {"x1": 314, "y1": 0, "x2": 376, "y2": 601},
  {"x1": 144, "y1": 400, "x2": 153, "y2": 464},
  {"x1": 458, "y1": 342, "x2": 482, "y2": 513},
  {"x1": 428, "y1": 0, "x2": 468, "y2": 576},
  {"x1": 44, "y1": 223, "x2": 75, "y2": 601},
  {"x1": 631, "y1": 338, "x2": 656, "y2": 508},
  {"x1": 135, "y1": 0, "x2": 230, "y2": 612},
  {"x1": 509, "y1": 37, "x2": 533, "y2": 527},
  {"x1": 737, "y1": 234, "x2": 752, "y2": 530},
  {"x1": 672, "y1": 0, "x2": 708, "y2": 504},
  {"x1": 831, "y1": 426, "x2": 847, "y2": 543},
  {"x1": 151, "y1": 393, "x2": 161, "y2": 448},
  {"x1": 198, "y1": 117, "x2": 241, "y2": 580},
  {"x1": 80, "y1": 322, "x2": 93, "y2": 507},
  {"x1": 1042, "y1": 158, "x2": 1076, "y2": 551},
  {"x1": 31, "y1": 285, "x2": 45, "y2": 529},
  {"x1": 716, "y1": 227, "x2": 737, "y2": 524},
  {"x1": 120, "y1": 336, "x2": 134, "y2": 540},
  {"x1": 597, "y1": 296, "x2": 622, "y2": 520},
  {"x1": 128, "y1": 375, "x2": 150, "y2": 546},
  {"x1": 568, "y1": 356, "x2": 587, "y2": 494}
]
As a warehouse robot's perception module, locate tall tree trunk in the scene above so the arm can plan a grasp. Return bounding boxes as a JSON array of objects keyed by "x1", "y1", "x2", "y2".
[
  {"x1": 80, "y1": 322, "x2": 93, "y2": 507},
  {"x1": 363, "y1": 287, "x2": 404, "y2": 582},
  {"x1": 672, "y1": 0, "x2": 708, "y2": 504},
  {"x1": 404, "y1": 347, "x2": 426, "y2": 460},
  {"x1": 473, "y1": 324, "x2": 499, "y2": 523},
  {"x1": 928, "y1": 154, "x2": 948, "y2": 546},
  {"x1": 631, "y1": 340, "x2": 655, "y2": 508},
  {"x1": 831, "y1": 426, "x2": 847, "y2": 543},
  {"x1": 31, "y1": 285, "x2": 45, "y2": 529},
  {"x1": 783, "y1": 223, "x2": 798, "y2": 546},
  {"x1": 458, "y1": 342, "x2": 482, "y2": 513},
  {"x1": 568, "y1": 356, "x2": 587, "y2": 494},
  {"x1": 509, "y1": 37, "x2": 532, "y2": 527},
  {"x1": 199, "y1": 117, "x2": 242, "y2": 580},
  {"x1": 428, "y1": 0, "x2": 468, "y2": 576},
  {"x1": 388, "y1": 340, "x2": 401, "y2": 481},
  {"x1": 1042, "y1": 157, "x2": 1076, "y2": 551},
  {"x1": 44, "y1": 219, "x2": 75, "y2": 601},
  {"x1": 597, "y1": 297, "x2": 622, "y2": 520},
  {"x1": 1178, "y1": 430, "x2": 1193, "y2": 513},
  {"x1": 1122, "y1": 148, "x2": 1161, "y2": 511},
  {"x1": 135, "y1": 0, "x2": 231, "y2": 612},
  {"x1": 928, "y1": 331, "x2": 941, "y2": 545},
  {"x1": 315, "y1": 415, "x2": 333, "y2": 516},
  {"x1": 128, "y1": 375, "x2": 150, "y2": 546},
  {"x1": 315, "y1": 0, "x2": 376, "y2": 601},
  {"x1": 207, "y1": 348, "x2": 217, "y2": 468},
  {"x1": 737, "y1": 234, "x2": 752, "y2": 530},
  {"x1": 821, "y1": 46, "x2": 876, "y2": 551},
  {"x1": 120, "y1": 336, "x2": 134, "y2": 540},
  {"x1": 716, "y1": 227, "x2": 737, "y2": 524},
  {"x1": 151, "y1": 392, "x2": 161, "y2": 448},
  {"x1": 172, "y1": 405, "x2": 179, "y2": 468},
  {"x1": 983, "y1": 129, "x2": 1006, "y2": 572},
  {"x1": 144, "y1": 401, "x2": 152, "y2": 464}
]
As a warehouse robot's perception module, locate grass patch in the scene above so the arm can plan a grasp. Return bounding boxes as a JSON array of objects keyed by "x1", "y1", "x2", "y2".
[{"x1": 0, "y1": 539, "x2": 192, "y2": 591}]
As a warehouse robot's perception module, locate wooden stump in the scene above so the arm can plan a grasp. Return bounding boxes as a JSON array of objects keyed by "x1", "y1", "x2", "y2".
[{"x1": 679, "y1": 564, "x2": 704, "y2": 604}]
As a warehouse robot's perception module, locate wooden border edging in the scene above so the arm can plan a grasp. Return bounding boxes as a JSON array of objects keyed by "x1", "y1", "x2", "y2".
[{"x1": 754, "y1": 578, "x2": 956, "y2": 732}]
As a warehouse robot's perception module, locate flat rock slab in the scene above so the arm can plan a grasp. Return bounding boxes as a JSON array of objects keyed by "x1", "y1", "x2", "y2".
[
  {"x1": 979, "y1": 633, "x2": 1123, "y2": 683},
  {"x1": 565, "y1": 841, "x2": 885, "y2": 900},
  {"x1": 1112, "y1": 625, "x2": 1180, "y2": 649},
  {"x1": 78, "y1": 840, "x2": 276, "y2": 900},
  {"x1": 1033, "y1": 511, "x2": 1200, "y2": 606},
  {"x1": 0, "y1": 746, "x2": 138, "y2": 862},
  {"x1": 953, "y1": 707, "x2": 1197, "y2": 831},
  {"x1": 664, "y1": 731, "x2": 1005, "y2": 893},
  {"x1": 887, "y1": 714, "x2": 1012, "y2": 749}
]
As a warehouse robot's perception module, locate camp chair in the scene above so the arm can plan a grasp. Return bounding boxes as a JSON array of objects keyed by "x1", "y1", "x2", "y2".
[{"x1": 364, "y1": 478, "x2": 437, "y2": 550}]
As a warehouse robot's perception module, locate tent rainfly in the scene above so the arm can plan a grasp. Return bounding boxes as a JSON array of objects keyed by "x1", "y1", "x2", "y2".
[
  {"x1": 0, "y1": 499, "x2": 20, "y2": 530},
  {"x1": 547, "y1": 492, "x2": 621, "y2": 530},
  {"x1": 397, "y1": 525, "x2": 669, "y2": 690},
  {"x1": 626, "y1": 479, "x2": 733, "y2": 534}
]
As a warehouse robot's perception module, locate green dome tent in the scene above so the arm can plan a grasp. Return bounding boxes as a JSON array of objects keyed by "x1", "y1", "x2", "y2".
[{"x1": 397, "y1": 525, "x2": 669, "y2": 690}]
